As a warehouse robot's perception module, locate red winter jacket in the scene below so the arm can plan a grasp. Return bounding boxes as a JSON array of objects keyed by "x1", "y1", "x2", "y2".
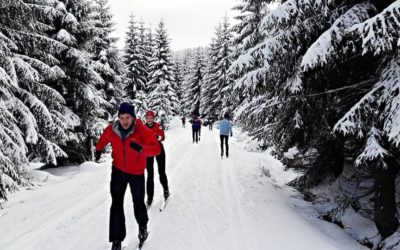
[
  {"x1": 96, "y1": 119, "x2": 161, "y2": 175},
  {"x1": 145, "y1": 122, "x2": 165, "y2": 142}
]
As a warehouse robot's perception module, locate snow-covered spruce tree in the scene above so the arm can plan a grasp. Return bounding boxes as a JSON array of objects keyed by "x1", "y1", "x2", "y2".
[
  {"x1": 200, "y1": 38, "x2": 219, "y2": 118},
  {"x1": 210, "y1": 17, "x2": 234, "y2": 117},
  {"x1": 302, "y1": 1, "x2": 400, "y2": 239},
  {"x1": 124, "y1": 15, "x2": 148, "y2": 115},
  {"x1": 0, "y1": 72, "x2": 29, "y2": 200},
  {"x1": 231, "y1": 1, "x2": 373, "y2": 175},
  {"x1": 280, "y1": 2, "x2": 381, "y2": 192},
  {"x1": 198, "y1": 63, "x2": 210, "y2": 115},
  {"x1": 238, "y1": 0, "x2": 399, "y2": 239},
  {"x1": 201, "y1": 23, "x2": 230, "y2": 118},
  {"x1": 12, "y1": 0, "x2": 84, "y2": 167},
  {"x1": 173, "y1": 60, "x2": 184, "y2": 114},
  {"x1": 230, "y1": 0, "x2": 267, "y2": 65},
  {"x1": 232, "y1": 0, "x2": 331, "y2": 152},
  {"x1": 90, "y1": 0, "x2": 125, "y2": 118},
  {"x1": 147, "y1": 20, "x2": 177, "y2": 119},
  {"x1": 229, "y1": 0, "x2": 269, "y2": 124},
  {"x1": 138, "y1": 21, "x2": 151, "y2": 84},
  {"x1": 230, "y1": 0, "x2": 268, "y2": 84},
  {"x1": 49, "y1": 0, "x2": 114, "y2": 162},
  {"x1": 143, "y1": 24, "x2": 154, "y2": 87},
  {"x1": 170, "y1": 72, "x2": 182, "y2": 116},
  {"x1": 90, "y1": 0, "x2": 117, "y2": 56},
  {"x1": 0, "y1": 0, "x2": 75, "y2": 199},
  {"x1": 180, "y1": 49, "x2": 197, "y2": 115},
  {"x1": 185, "y1": 49, "x2": 206, "y2": 115}
]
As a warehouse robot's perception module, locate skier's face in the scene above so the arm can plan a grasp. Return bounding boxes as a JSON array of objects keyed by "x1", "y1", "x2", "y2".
[
  {"x1": 145, "y1": 116, "x2": 155, "y2": 124},
  {"x1": 119, "y1": 114, "x2": 134, "y2": 129}
]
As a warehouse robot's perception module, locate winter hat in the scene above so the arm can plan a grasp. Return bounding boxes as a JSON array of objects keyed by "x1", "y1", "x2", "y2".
[
  {"x1": 118, "y1": 102, "x2": 135, "y2": 117},
  {"x1": 145, "y1": 110, "x2": 155, "y2": 118}
]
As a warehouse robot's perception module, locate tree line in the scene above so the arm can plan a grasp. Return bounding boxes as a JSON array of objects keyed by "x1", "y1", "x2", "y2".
[
  {"x1": 0, "y1": 0, "x2": 179, "y2": 201},
  {"x1": 174, "y1": 0, "x2": 400, "y2": 245},
  {"x1": 1, "y1": 0, "x2": 400, "y2": 246}
]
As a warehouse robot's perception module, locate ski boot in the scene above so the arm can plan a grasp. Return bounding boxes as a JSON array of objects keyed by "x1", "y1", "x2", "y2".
[
  {"x1": 111, "y1": 241, "x2": 121, "y2": 250},
  {"x1": 164, "y1": 189, "x2": 170, "y2": 200},
  {"x1": 139, "y1": 225, "x2": 149, "y2": 243},
  {"x1": 146, "y1": 198, "x2": 153, "y2": 208}
]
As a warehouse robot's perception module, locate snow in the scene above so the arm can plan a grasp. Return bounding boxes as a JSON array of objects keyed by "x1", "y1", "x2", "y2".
[
  {"x1": 234, "y1": 67, "x2": 266, "y2": 91},
  {"x1": 335, "y1": 57, "x2": 400, "y2": 149},
  {"x1": 283, "y1": 146, "x2": 299, "y2": 160},
  {"x1": 261, "y1": 0, "x2": 297, "y2": 31},
  {"x1": 55, "y1": 29, "x2": 76, "y2": 45},
  {"x1": 3, "y1": 57, "x2": 18, "y2": 87},
  {"x1": 11, "y1": 98, "x2": 38, "y2": 144},
  {"x1": 309, "y1": 170, "x2": 382, "y2": 248},
  {"x1": 261, "y1": 0, "x2": 325, "y2": 32},
  {"x1": 355, "y1": 127, "x2": 388, "y2": 167},
  {"x1": 334, "y1": 86, "x2": 379, "y2": 136},
  {"x1": 381, "y1": 230, "x2": 400, "y2": 249},
  {"x1": 380, "y1": 58, "x2": 400, "y2": 147},
  {"x1": 63, "y1": 13, "x2": 78, "y2": 26},
  {"x1": 28, "y1": 162, "x2": 45, "y2": 171},
  {"x1": 0, "y1": 118, "x2": 367, "y2": 250},
  {"x1": 301, "y1": 3, "x2": 373, "y2": 71},
  {"x1": 99, "y1": 50, "x2": 107, "y2": 57},
  {"x1": 351, "y1": 1, "x2": 400, "y2": 55},
  {"x1": 55, "y1": 2, "x2": 67, "y2": 13},
  {"x1": 286, "y1": 73, "x2": 303, "y2": 94},
  {"x1": 229, "y1": 50, "x2": 255, "y2": 72}
]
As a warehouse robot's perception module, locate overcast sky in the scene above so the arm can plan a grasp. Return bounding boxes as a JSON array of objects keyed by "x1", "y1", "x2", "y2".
[{"x1": 109, "y1": 0, "x2": 240, "y2": 51}]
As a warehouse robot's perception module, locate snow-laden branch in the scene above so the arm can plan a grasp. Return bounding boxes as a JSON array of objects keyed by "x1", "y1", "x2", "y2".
[
  {"x1": 351, "y1": 1, "x2": 400, "y2": 56},
  {"x1": 301, "y1": 3, "x2": 374, "y2": 71}
]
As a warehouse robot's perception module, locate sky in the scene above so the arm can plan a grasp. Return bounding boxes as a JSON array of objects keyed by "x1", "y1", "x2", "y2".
[{"x1": 109, "y1": 0, "x2": 240, "y2": 51}]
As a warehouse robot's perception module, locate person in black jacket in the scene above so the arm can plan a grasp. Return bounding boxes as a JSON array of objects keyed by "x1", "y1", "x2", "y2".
[{"x1": 189, "y1": 115, "x2": 202, "y2": 143}]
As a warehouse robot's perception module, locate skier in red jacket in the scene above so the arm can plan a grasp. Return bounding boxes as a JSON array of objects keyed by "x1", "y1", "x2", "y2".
[
  {"x1": 144, "y1": 110, "x2": 169, "y2": 207},
  {"x1": 95, "y1": 102, "x2": 160, "y2": 250}
]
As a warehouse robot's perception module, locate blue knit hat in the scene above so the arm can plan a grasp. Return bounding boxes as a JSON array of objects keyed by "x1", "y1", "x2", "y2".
[{"x1": 118, "y1": 102, "x2": 135, "y2": 117}]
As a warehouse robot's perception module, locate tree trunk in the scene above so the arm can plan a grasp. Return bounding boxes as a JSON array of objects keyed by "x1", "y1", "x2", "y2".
[
  {"x1": 332, "y1": 137, "x2": 344, "y2": 178},
  {"x1": 374, "y1": 159, "x2": 399, "y2": 239}
]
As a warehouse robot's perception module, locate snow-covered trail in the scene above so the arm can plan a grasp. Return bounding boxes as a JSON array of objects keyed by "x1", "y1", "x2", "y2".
[{"x1": 0, "y1": 118, "x2": 366, "y2": 250}]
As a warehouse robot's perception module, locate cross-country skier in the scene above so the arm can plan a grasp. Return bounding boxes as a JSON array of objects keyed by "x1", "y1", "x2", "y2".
[
  {"x1": 189, "y1": 114, "x2": 202, "y2": 144},
  {"x1": 95, "y1": 102, "x2": 161, "y2": 250},
  {"x1": 217, "y1": 113, "x2": 233, "y2": 158},
  {"x1": 207, "y1": 117, "x2": 213, "y2": 131},
  {"x1": 181, "y1": 116, "x2": 186, "y2": 128},
  {"x1": 144, "y1": 110, "x2": 170, "y2": 207}
]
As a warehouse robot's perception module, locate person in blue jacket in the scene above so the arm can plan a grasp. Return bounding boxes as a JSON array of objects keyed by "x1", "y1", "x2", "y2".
[{"x1": 218, "y1": 113, "x2": 233, "y2": 157}]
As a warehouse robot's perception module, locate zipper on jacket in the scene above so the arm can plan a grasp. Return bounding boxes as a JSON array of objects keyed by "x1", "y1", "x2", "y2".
[{"x1": 123, "y1": 141, "x2": 127, "y2": 174}]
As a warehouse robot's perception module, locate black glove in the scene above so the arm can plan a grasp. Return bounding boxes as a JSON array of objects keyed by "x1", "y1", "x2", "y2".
[
  {"x1": 130, "y1": 142, "x2": 143, "y2": 152},
  {"x1": 230, "y1": 132, "x2": 233, "y2": 137},
  {"x1": 95, "y1": 150, "x2": 102, "y2": 162}
]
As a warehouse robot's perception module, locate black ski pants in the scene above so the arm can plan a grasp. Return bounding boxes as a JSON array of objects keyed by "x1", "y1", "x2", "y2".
[
  {"x1": 109, "y1": 167, "x2": 148, "y2": 242},
  {"x1": 146, "y1": 144, "x2": 169, "y2": 201},
  {"x1": 192, "y1": 129, "x2": 200, "y2": 143},
  {"x1": 220, "y1": 135, "x2": 229, "y2": 156}
]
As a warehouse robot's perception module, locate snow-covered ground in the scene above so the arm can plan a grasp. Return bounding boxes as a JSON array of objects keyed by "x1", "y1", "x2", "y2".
[{"x1": 0, "y1": 118, "x2": 367, "y2": 250}]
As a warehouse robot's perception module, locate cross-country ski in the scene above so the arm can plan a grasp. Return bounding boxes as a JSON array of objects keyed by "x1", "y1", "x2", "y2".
[{"x1": 159, "y1": 194, "x2": 172, "y2": 212}]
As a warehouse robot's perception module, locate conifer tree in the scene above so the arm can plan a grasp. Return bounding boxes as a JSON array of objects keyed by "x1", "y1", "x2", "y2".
[
  {"x1": 124, "y1": 15, "x2": 148, "y2": 115},
  {"x1": 147, "y1": 20, "x2": 177, "y2": 119},
  {"x1": 186, "y1": 49, "x2": 206, "y2": 115}
]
